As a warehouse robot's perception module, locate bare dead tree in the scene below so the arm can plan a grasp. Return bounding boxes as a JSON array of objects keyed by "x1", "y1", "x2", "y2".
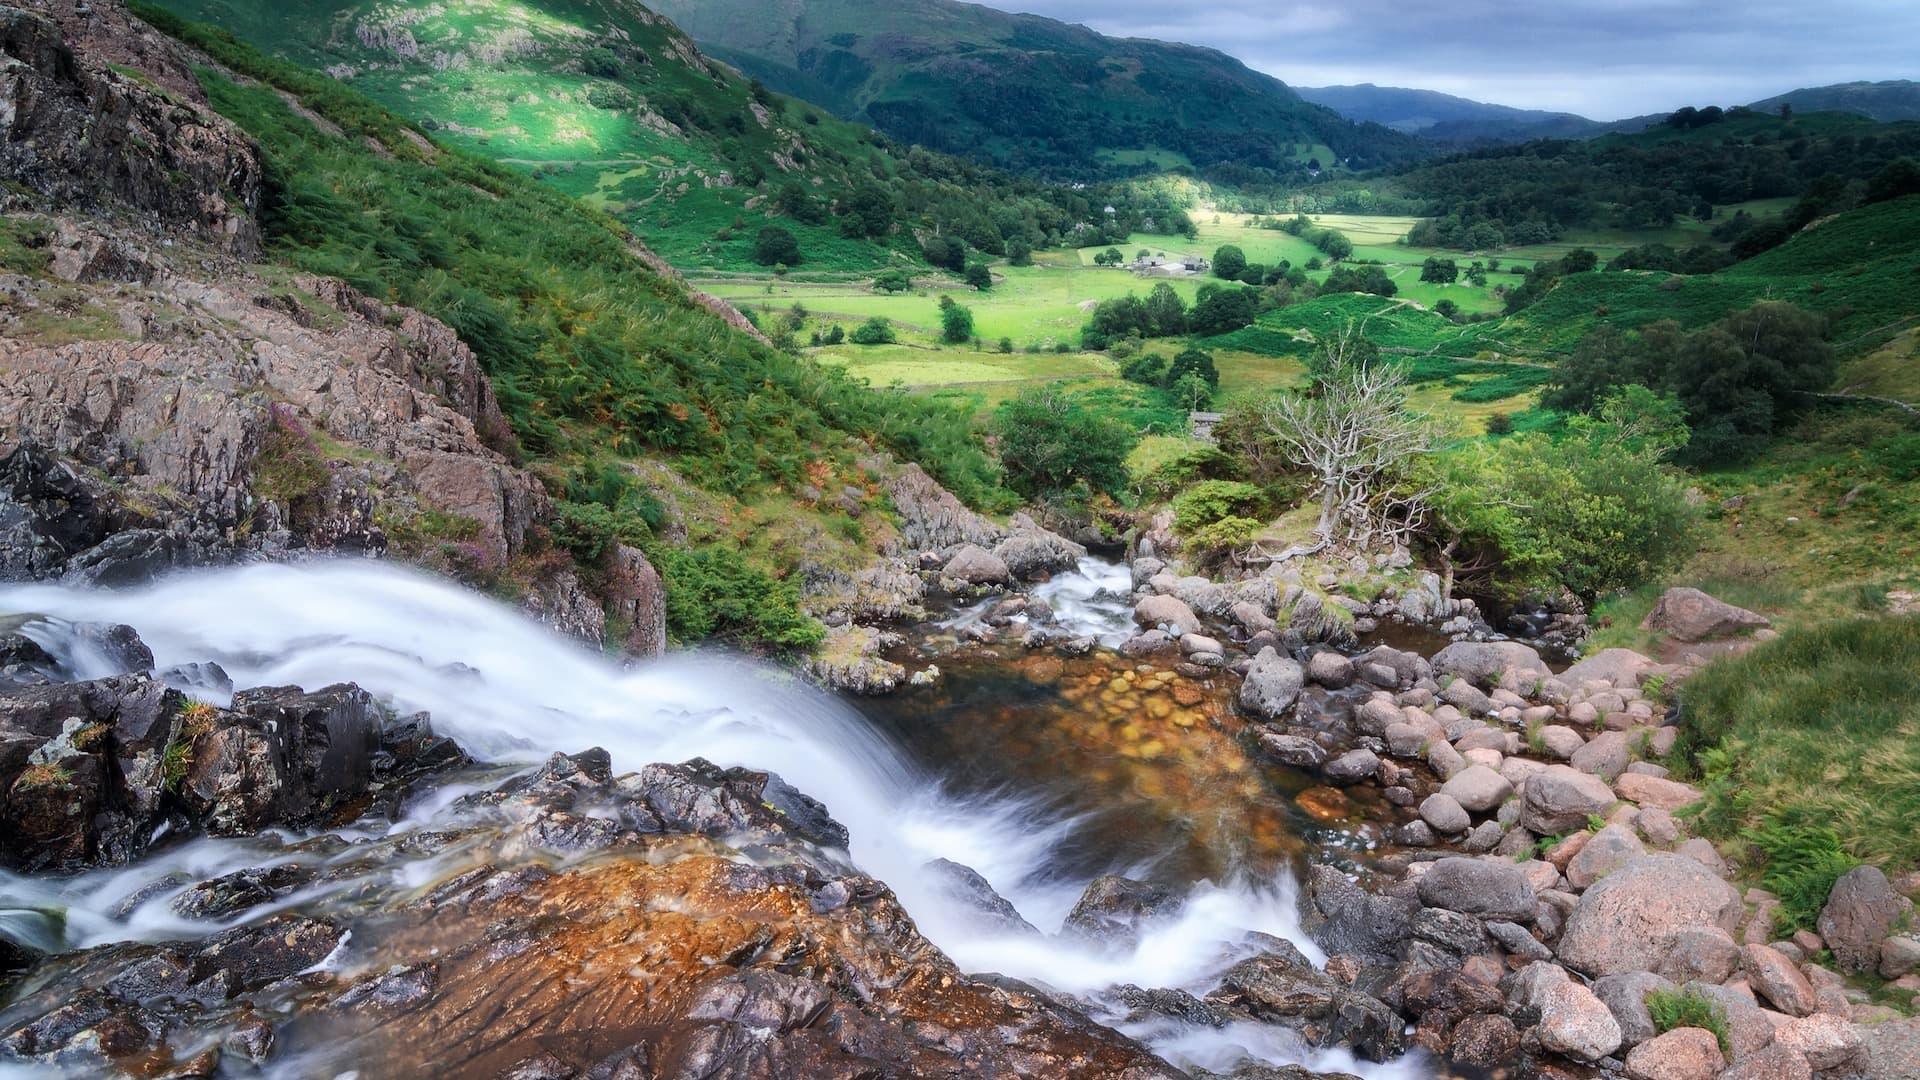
[{"x1": 1254, "y1": 326, "x2": 1439, "y2": 563}]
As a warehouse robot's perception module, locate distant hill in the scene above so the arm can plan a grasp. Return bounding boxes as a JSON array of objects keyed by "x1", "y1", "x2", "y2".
[
  {"x1": 1295, "y1": 84, "x2": 1614, "y2": 144},
  {"x1": 1300, "y1": 80, "x2": 1920, "y2": 145},
  {"x1": 143, "y1": 0, "x2": 1151, "y2": 274},
  {"x1": 644, "y1": 0, "x2": 1422, "y2": 181},
  {"x1": 1748, "y1": 81, "x2": 1920, "y2": 122}
]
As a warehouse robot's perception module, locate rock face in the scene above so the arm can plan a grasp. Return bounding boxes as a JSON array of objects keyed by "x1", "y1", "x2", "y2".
[
  {"x1": 1642, "y1": 587, "x2": 1771, "y2": 642},
  {"x1": 1, "y1": 746, "x2": 1187, "y2": 1080},
  {"x1": 1557, "y1": 855, "x2": 1745, "y2": 977},
  {"x1": 1819, "y1": 865, "x2": 1915, "y2": 974},
  {"x1": 0, "y1": 673, "x2": 420, "y2": 872},
  {"x1": 0, "y1": 7, "x2": 261, "y2": 250}
]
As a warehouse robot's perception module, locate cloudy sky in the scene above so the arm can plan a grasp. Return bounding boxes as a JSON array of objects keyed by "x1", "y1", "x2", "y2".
[{"x1": 987, "y1": 0, "x2": 1920, "y2": 120}]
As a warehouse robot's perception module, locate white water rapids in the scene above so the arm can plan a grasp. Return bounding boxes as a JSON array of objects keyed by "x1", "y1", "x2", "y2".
[{"x1": 0, "y1": 560, "x2": 1430, "y2": 1078}]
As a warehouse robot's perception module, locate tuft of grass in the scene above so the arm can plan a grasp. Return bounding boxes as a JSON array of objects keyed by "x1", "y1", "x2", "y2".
[
  {"x1": 1645, "y1": 988, "x2": 1731, "y2": 1055},
  {"x1": 13, "y1": 762, "x2": 74, "y2": 790},
  {"x1": 1680, "y1": 615, "x2": 1920, "y2": 872},
  {"x1": 162, "y1": 700, "x2": 222, "y2": 790}
]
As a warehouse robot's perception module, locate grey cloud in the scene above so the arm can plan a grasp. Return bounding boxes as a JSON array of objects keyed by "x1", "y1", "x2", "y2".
[{"x1": 990, "y1": 0, "x2": 1920, "y2": 119}]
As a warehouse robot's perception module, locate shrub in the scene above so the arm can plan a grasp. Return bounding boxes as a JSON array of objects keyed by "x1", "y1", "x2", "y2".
[
  {"x1": 653, "y1": 547, "x2": 823, "y2": 652},
  {"x1": 991, "y1": 388, "x2": 1136, "y2": 502},
  {"x1": 752, "y1": 226, "x2": 802, "y2": 267},
  {"x1": 253, "y1": 404, "x2": 329, "y2": 528},
  {"x1": 1428, "y1": 388, "x2": 1699, "y2": 602},
  {"x1": 849, "y1": 316, "x2": 896, "y2": 345},
  {"x1": 1172, "y1": 480, "x2": 1269, "y2": 533},
  {"x1": 1135, "y1": 443, "x2": 1241, "y2": 501},
  {"x1": 1645, "y1": 989, "x2": 1731, "y2": 1055},
  {"x1": 937, "y1": 296, "x2": 974, "y2": 344}
]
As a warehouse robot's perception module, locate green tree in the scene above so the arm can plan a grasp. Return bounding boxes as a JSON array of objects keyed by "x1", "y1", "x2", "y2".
[
  {"x1": 849, "y1": 316, "x2": 896, "y2": 345},
  {"x1": 1561, "y1": 248, "x2": 1599, "y2": 274},
  {"x1": 1171, "y1": 372, "x2": 1214, "y2": 411},
  {"x1": 873, "y1": 268, "x2": 914, "y2": 294},
  {"x1": 752, "y1": 226, "x2": 802, "y2": 267},
  {"x1": 1144, "y1": 282, "x2": 1188, "y2": 337},
  {"x1": 938, "y1": 296, "x2": 975, "y2": 344},
  {"x1": 1668, "y1": 301, "x2": 1833, "y2": 463},
  {"x1": 1094, "y1": 247, "x2": 1125, "y2": 267},
  {"x1": 1428, "y1": 388, "x2": 1698, "y2": 602},
  {"x1": 1007, "y1": 240, "x2": 1034, "y2": 267},
  {"x1": 840, "y1": 182, "x2": 895, "y2": 239},
  {"x1": 1188, "y1": 284, "x2": 1258, "y2": 336},
  {"x1": 1420, "y1": 257, "x2": 1459, "y2": 284},
  {"x1": 1166, "y1": 347, "x2": 1220, "y2": 390},
  {"x1": 991, "y1": 388, "x2": 1136, "y2": 502},
  {"x1": 1212, "y1": 244, "x2": 1247, "y2": 280},
  {"x1": 824, "y1": 323, "x2": 846, "y2": 345},
  {"x1": 964, "y1": 261, "x2": 993, "y2": 290}
]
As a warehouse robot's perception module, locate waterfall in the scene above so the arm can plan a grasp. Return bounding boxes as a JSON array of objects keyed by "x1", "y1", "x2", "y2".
[{"x1": 0, "y1": 561, "x2": 1427, "y2": 1078}]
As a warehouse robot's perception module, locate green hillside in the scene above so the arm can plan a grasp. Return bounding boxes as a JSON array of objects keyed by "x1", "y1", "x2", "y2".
[
  {"x1": 149, "y1": 0, "x2": 1140, "y2": 274},
  {"x1": 1212, "y1": 194, "x2": 1920, "y2": 367},
  {"x1": 644, "y1": 0, "x2": 1421, "y2": 181},
  {"x1": 133, "y1": 1, "x2": 1009, "y2": 647}
]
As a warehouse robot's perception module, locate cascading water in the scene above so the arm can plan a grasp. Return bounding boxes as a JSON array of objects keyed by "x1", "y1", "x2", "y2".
[
  {"x1": 1031, "y1": 554, "x2": 1141, "y2": 646},
  {"x1": 0, "y1": 561, "x2": 1430, "y2": 1078}
]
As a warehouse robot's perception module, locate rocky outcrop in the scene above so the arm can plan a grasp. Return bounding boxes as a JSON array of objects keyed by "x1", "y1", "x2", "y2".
[
  {"x1": 884, "y1": 464, "x2": 1083, "y2": 582},
  {"x1": 0, "y1": 665, "x2": 456, "y2": 871},
  {"x1": 1642, "y1": 586, "x2": 1771, "y2": 642},
  {"x1": 0, "y1": 7, "x2": 260, "y2": 250},
  {"x1": 1, "y1": 744, "x2": 1187, "y2": 1079}
]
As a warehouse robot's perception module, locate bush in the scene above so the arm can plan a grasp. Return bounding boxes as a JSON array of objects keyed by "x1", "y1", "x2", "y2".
[
  {"x1": 752, "y1": 226, "x2": 802, "y2": 267},
  {"x1": 1645, "y1": 989, "x2": 1730, "y2": 1055},
  {"x1": 1429, "y1": 388, "x2": 1699, "y2": 602},
  {"x1": 938, "y1": 296, "x2": 975, "y2": 344},
  {"x1": 991, "y1": 387, "x2": 1136, "y2": 502},
  {"x1": 1172, "y1": 480, "x2": 1268, "y2": 533},
  {"x1": 654, "y1": 547, "x2": 823, "y2": 652},
  {"x1": 849, "y1": 316, "x2": 896, "y2": 345},
  {"x1": 1134, "y1": 443, "x2": 1241, "y2": 501}
]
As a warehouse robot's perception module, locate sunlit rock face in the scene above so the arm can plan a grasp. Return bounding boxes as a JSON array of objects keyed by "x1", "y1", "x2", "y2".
[{"x1": 302, "y1": 853, "x2": 1185, "y2": 1079}]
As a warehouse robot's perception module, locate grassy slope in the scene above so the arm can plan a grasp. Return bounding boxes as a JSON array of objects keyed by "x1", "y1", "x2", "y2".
[
  {"x1": 644, "y1": 0, "x2": 1417, "y2": 179},
  {"x1": 133, "y1": 2, "x2": 1005, "y2": 647},
  {"x1": 151, "y1": 0, "x2": 936, "y2": 271}
]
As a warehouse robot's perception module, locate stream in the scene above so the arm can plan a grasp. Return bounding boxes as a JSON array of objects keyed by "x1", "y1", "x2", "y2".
[{"x1": 0, "y1": 559, "x2": 1437, "y2": 1078}]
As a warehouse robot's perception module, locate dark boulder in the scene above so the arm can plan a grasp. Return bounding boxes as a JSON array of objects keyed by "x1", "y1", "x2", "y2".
[
  {"x1": 1302, "y1": 864, "x2": 1418, "y2": 965},
  {"x1": 1063, "y1": 875, "x2": 1183, "y2": 948}
]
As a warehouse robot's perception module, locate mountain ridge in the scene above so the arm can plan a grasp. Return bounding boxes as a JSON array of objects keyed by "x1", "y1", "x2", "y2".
[{"x1": 644, "y1": 0, "x2": 1422, "y2": 180}]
